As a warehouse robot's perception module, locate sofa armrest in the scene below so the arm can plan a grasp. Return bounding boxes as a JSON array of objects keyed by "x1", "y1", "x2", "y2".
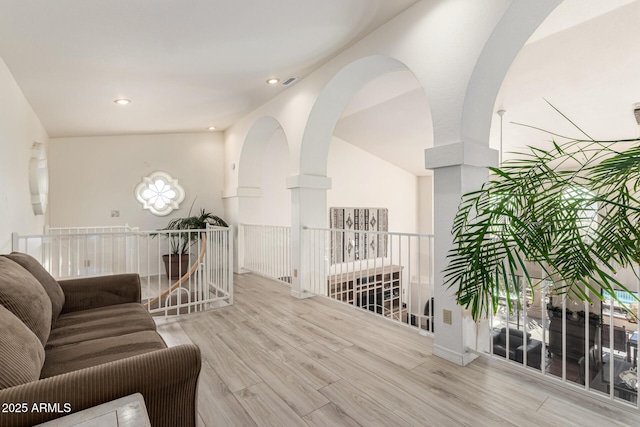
[
  {"x1": 515, "y1": 340, "x2": 543, "y2": 368},
  {"x1": 0, "y1": 344, "x2": 201, "y2": 427},
  {"x1": 59, "y1": 274, "x2": 142, "y2": 313},
  {"x1": 491, "y1": 329, "x2": 502, "y2": 346}
]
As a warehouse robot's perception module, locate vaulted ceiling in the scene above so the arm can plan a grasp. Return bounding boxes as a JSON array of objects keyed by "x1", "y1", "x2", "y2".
[
  {"x1": 0, "y1": 0, "x2": 418, "y2": 137},
  {"x1": 1, "y1": 0, "x2": 638, "y2": 177}
]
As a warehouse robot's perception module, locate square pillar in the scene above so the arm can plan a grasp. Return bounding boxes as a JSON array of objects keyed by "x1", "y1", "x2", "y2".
[
  {"x1": 287, "y1": 174, "x2": 332, "y2": 299},
  {"x1": 425, "y1": 141, "x2": 498, "y2": 365}
]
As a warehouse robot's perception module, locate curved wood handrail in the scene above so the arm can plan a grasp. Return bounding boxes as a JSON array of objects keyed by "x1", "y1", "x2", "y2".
[{"x1": 145, "y1": 232, "x2": 207, "y2": 309}]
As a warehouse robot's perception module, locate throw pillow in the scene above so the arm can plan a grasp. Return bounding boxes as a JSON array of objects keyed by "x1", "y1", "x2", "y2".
[
  {"x1": 0, "y1": 257, "x2": 52, "y2": 345},
  {"x1": 4, "y1": 252, "x2": 65, "y2": 325}
]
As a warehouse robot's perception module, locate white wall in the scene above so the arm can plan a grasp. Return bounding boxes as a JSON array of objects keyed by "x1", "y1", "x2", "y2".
[
  {"x1": 260, "y1": 129, "x2": 291, "y2": 226},
  {"x1": 241, "y1": 128, "x2": 291, "y2": 226},
  {"x1": 328, "y1": 137, "x2": 429, "y2": 317},
  {"x1": 327, "y1": 136, "x2": 417, "y2": 233},
  {"x1": 49, "y1": 132, "x2": 225, "y2": 231},
  {"x1": 418, "y1": 176, "x2": 433, "y2": 235},
  {"x1": 0, "y1": 58, "x2": 50, "y2": 252}
]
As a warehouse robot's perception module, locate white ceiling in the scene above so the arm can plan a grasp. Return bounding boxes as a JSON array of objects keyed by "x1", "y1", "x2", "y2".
[
  {"x1": 0, "y1": 0, "x2": 418, "y2": 137},
  {"x1": 525, "y1": 0, "x2": 637, "y2": 44}
]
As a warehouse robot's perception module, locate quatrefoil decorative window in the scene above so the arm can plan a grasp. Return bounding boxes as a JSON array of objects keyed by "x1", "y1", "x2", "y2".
[{"x1": 135, "y1": 171, "x2": 185, "y2": 216}]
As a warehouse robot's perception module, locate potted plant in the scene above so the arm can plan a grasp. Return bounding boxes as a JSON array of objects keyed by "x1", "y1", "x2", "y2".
[
  {"x1": 160, "y1": 208, "x2": 228, "y2": 279},
  {"x1": 444, "y1": 108, "x2": 640, "y2": 321}
]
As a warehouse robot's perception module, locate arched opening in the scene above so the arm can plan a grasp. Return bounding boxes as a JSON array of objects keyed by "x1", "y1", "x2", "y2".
[
  {"x1": 329, "y1": 68, "x2": 434, "y2": 325},
  {"x1": 299, "y1": 55, "x2": 412, "y2": 177},
  {"x1": 238, "y1": 116, "x2": 291, "y2": 225},
  {"x1": 236, "y1": 116, "x2": 291, "y2": 278},
  {"x1": 294, "y1": 54, "x2": 434, "y2": 326},
  {"x1": 240, "y1": 117, "x2": 285, "y2": 188},
  {"x1": 330, "y1": 69, "x2": 433, "y2": 232}
]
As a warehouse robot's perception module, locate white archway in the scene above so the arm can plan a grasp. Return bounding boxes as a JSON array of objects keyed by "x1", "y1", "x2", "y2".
[
  {"x1": 229, "y1": 115, "x2": 291, "y2": 272},
  {"x1": 289, "y1": 54, "x2": 432, "y2": 300},
  {"x1": 426, "y1": 0, "x2": 562, "y2": 365},
  {"x1": 299, "y1": 55, "x2": 412, "y2": 177},
  {"x1": 239, "y1": 115, "x2": 288, "y2": 189},
  {"x1": 461, "y1": 0, "x2": 562, "y2": 146}
]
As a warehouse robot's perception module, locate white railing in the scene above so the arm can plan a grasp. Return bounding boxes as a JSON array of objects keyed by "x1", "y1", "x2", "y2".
[
  {"x1": 301, "y1": 227, "x2": 434, "y2": 332},
  {"x1": 206, "y1": 225, "x2": 234, "y2": 306},
  {"x1": 13, "y1": 228, "x2": 137, "y2": 278},
  {"x1": 12, "y1": 226, "x2": 234, "y2": 317},
  {"x1": 484, "y1": 274, "x2": 640, "y2": 409},
  {"x1": 45, "y1": 225, "x2": 136, "y2": 235},
  {"x1": 240, "y1": 224, "x2": 291, "y2": 284}
]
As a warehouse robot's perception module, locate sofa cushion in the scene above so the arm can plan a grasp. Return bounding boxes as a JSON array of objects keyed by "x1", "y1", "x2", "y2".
[
  {"x1": 46, "y1": 303, "x2": 157, "y2": 349},
  {"x1": 41, "y1": 330, "x2": 167, "y2": 378},
  {"x1": 0, "y1": 304, "x2": 45, "y2": 389},
  {"x1": 0, "y1": 257, "x2": 52, "y2": 345},
  {"x1": 4, "y1": 252, "x2": 65, "y2": 326}
]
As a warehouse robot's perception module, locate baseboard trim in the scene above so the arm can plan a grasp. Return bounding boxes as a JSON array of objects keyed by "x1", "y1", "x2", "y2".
[
  {"x1": 433, "y1": 344, "x2": 478, "y2": 366},
  {"x1": 290, "y1": 288, "x2": 315, "y2": 300}
]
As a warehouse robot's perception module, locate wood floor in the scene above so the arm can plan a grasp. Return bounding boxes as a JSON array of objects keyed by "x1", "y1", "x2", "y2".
[
  {"x1": 154, "y1": 273, "x2": 640, "y2": 427},
  {"x1": 140, "y1": 275, "x2": 172, "y2": 300}
]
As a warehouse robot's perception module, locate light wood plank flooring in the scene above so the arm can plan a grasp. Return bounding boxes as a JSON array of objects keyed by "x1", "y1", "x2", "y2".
[
  {"x1": 140, "y1": 275, "x2": 172, "y2": 301},
  {"x1": 154, "y1": 273, "x2": 640, "y2": 427}
]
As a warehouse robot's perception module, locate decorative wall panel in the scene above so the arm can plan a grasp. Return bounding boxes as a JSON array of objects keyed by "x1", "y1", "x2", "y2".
[{"x1": 330, "y1": 207, "x2": 388, "y2": 263}]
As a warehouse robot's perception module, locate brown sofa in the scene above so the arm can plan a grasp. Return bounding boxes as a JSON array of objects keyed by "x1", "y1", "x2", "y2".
[{"x1": 0, "y1": 252, "x2": 201, "y2": 427}]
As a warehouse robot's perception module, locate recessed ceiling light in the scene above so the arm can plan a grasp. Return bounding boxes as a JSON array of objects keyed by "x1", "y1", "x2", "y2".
[
  {"x1": 266, "y1": 78, "x2": 280, "y2": 85},
  {"x1": 114, "y1": 98, "x2": 131, "y2": 105},
  {"x1": 207, "y1": 126, "x2": 217, "y2": 131}
]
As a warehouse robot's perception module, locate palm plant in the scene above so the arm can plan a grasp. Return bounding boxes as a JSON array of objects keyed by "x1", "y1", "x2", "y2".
[
  {"x1": 163, "y1": 208, "x2": 228, "y2": 254},
  {"x1": 445, "y1": 107, "x2": 640, "y2": 321}
]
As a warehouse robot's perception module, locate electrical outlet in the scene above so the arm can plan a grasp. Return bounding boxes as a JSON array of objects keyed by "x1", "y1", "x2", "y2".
[
  {"x1": 293, "y1": 269, "x2": 298, "y2": 278},
  {"x1": 111, "y1": 210, "x2": 120, "y2": 217},
  {"x1": 84, "y1": 260, "x2": 91, "y2": 268},
  {"x1": 443, "y1": 309, "x2": 452, "y2": 325}
]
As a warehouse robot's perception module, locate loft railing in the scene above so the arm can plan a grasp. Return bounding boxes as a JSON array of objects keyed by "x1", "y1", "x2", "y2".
[
  {"x1": 240, "y1": 224, "x2": 291, "y2": 284},
  {"x1": 301, "y1": 227, "x2": 434, "y2": 333},
  {"x1": 16, "y1": 226, "x2": 138, "y2": 278},
  {"x1": 45, "y1": 225, "x2": 136, "y2": 235},
  {"x1": 44, "y1": 224, "x2": 139, "y2": 277},
  {"x1": 483, "y1": 274, "x2": 640, "y2": 409},
  {"x1": 12, "y1": 225, "x2": 233, "y2": 316}
]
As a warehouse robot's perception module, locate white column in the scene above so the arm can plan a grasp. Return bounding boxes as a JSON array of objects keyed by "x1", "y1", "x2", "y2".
[
  {"x1": 425, "y1": 141, "x2": 498, "y2": 366},
  {"x1": 222, "y1": 186, "x2": 262, "y2": 273},
  {"x1": 287, "y1": 174, "x2": 332, "y2": 299}
]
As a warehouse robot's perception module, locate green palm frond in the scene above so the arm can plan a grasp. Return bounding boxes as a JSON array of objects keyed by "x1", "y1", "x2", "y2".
[{"x1": 446, "y1": 115, "x2": 640, "y2": 321}]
